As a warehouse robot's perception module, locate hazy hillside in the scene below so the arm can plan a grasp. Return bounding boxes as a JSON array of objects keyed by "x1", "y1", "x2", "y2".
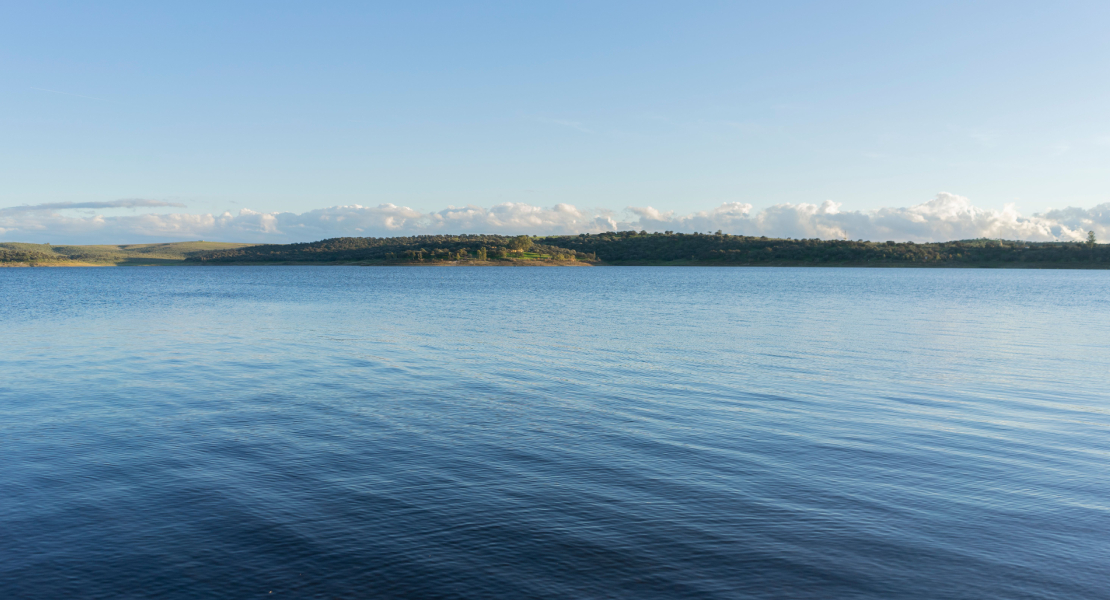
[{"x1": 0, "y1": 241, "x2": 255, "y2": 266}]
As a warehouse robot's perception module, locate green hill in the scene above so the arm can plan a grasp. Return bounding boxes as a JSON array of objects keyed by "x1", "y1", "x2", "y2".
[
  {"x1": 4, "y1": 233, "x2": 1107, "y2": 268},
  {"x1": 186, "y1": 232, "x2": 1109, "y2": 268}
]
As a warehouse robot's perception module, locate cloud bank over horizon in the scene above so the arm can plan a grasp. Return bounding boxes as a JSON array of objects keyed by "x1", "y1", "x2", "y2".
[{"x1": 1, "y1": 194, "x2": 1106, "y2": 245}]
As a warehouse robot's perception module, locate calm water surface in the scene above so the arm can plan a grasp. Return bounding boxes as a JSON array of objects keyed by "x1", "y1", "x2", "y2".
[{"x1": 1, "y1": 267, "x2": 1108, "y2": 599}]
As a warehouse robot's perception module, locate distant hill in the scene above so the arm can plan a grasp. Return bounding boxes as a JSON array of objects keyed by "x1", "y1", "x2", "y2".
[
  {"x1": 4, "y1": 234, "x2": 1106, "y2": 267},
  {"x1": 185, "y1": 232, "x2": 1109, "y2": 268},
  {"x1": 186, "y1": 235, "x2": 590, "y2": 265},
  {"x1": 0, "y1": 241, "x2": 255, "y2": 266},
  {"x1": 541, "y1": 232, "x2": 1109, "y2": 267}
]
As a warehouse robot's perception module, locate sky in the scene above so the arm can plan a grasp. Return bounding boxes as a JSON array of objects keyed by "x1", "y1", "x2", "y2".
[{"x1": 2, "y1": 1, "x2": 1109, "y2": 243}]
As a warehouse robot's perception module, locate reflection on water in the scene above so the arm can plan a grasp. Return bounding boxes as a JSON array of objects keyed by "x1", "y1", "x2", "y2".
[{"x1": 1, "y1": 266, "x2": 1108, "y2": 599}]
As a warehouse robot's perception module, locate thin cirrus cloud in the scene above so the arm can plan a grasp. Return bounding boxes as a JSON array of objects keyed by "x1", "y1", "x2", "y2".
[
  {"x1": 0, "y1": 199, "x2": 186, "y2": 214},
  {"x1": 0, "y1": 194, "x2": 1106, "y2": 245}
]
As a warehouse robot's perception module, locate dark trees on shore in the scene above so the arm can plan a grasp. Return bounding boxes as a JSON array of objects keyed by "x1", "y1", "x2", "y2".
[
  {"x1": 508, "y1": 236, "x2": 534, "y2": 252},
  {"x1": 170, "y1": 232, "x2": 1109, "y2": 267}
]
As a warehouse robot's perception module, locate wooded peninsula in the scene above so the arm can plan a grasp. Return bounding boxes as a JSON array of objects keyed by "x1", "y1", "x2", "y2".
[{"x1": 1, "y1": 232, "x2": 1106, "y2": 267}]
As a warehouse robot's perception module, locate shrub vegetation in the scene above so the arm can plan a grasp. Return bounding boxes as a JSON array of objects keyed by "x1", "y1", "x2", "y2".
[
  {"x1": 182, "y1": 232, "x2": 1109, "y2": 267},
  {"x1": 4, "y1": 233, "x2": 1105, "y2": 267}
]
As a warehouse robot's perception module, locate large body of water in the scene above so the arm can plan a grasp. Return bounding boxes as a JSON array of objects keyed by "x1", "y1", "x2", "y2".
[{"x1": 1, "y1": 266, "x2": 1108, "y2": 599}]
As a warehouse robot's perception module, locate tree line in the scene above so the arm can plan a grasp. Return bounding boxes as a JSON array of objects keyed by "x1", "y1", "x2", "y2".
[
  {"x1": 188, "y1": 234, "x2": 596, "y2": 264},
  {"x1": 540, "y1": 231, "x2": 1107, "y2": 265},
  {"x1": 3, "y1": 233, "x2": 1104, "y2": 266},
  {"x1": 184, "y1": 231, "x2": 1108, "y2": 267}
]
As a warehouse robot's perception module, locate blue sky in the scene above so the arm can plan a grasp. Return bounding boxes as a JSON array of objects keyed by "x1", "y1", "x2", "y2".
[{"x1": 1, "y1": 2, "x2": 1109, "y2": 243}]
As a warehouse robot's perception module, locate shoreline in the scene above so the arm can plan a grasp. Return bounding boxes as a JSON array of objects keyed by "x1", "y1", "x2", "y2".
[
  {"x1": 5, "y1": 260, "x2": 1109, "y2": 269},
  {"x1": 6, "y1": 237, "x2": 1105, "y2": 269}
]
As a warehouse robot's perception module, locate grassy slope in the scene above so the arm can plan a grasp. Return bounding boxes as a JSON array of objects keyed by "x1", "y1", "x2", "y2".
[{"x1": 0, "y1": 241, "x2": 255, "y2": 265}]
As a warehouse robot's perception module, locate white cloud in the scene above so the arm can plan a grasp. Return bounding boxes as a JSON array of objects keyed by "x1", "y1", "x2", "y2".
[
  {"x1": 630, "y1": 194, "x2": 1104, "y2": 242},
  {"x1": 1, "y1": 194, "x2": 1106, "y2": 244}
]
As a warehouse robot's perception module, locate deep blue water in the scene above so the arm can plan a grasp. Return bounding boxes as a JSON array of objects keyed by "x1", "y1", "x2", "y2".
[{"x1": 1, "y1": 266, "x2": 1108, "y2": 599}]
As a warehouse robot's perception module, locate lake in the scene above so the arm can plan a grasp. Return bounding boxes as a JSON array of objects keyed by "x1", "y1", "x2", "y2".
[{"x1": 1, "y1": 266, "x2": 1108, "y2": 599}]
